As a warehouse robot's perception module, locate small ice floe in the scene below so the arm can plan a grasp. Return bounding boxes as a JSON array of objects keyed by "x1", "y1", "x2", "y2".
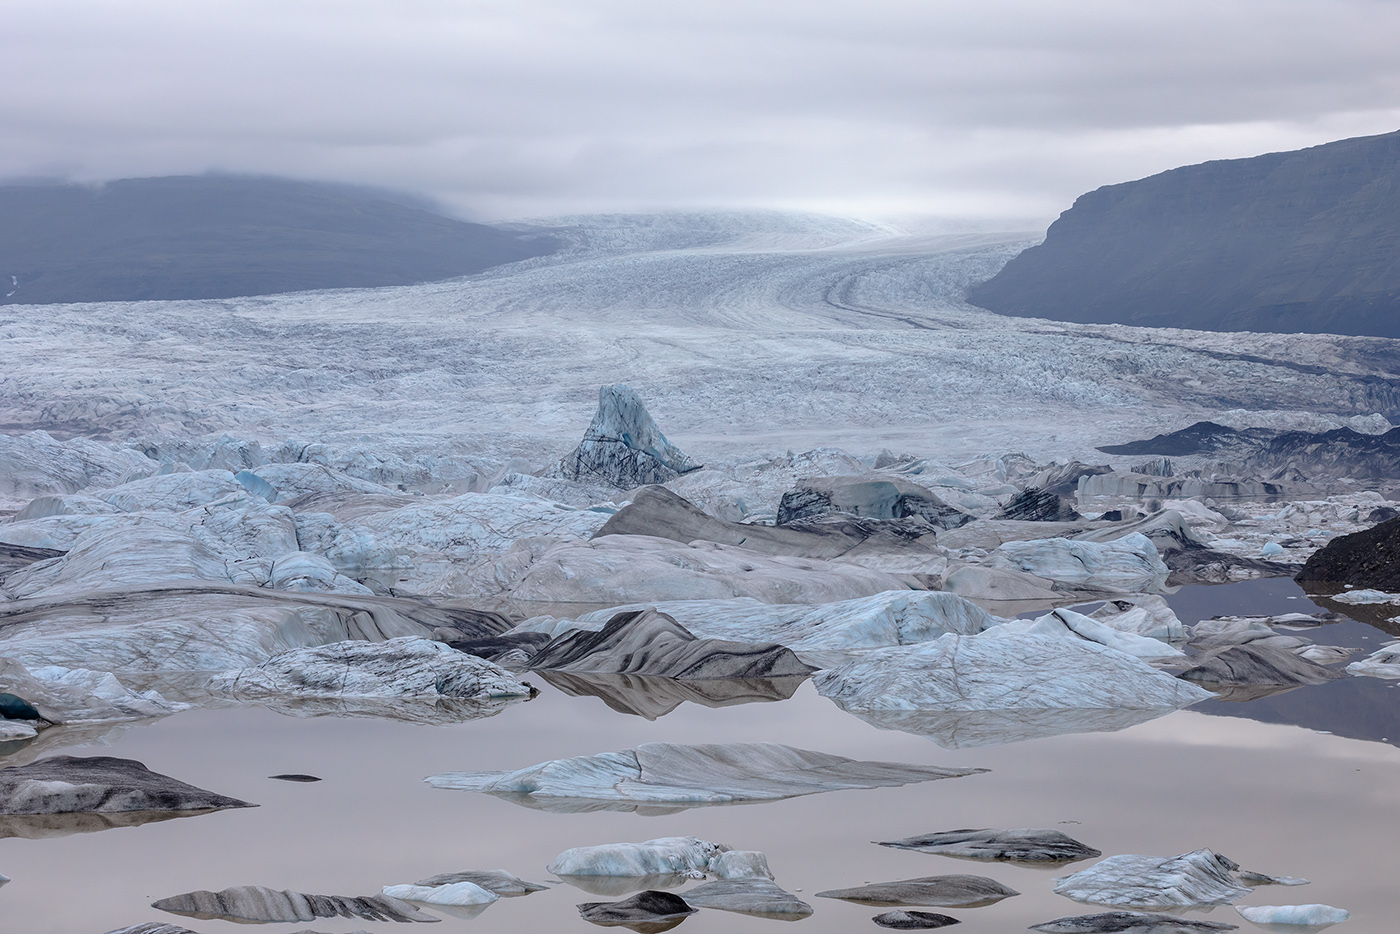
[
  {"x1": 872, "y1": 909, "x2": 960, "y2": 928},
  {"x1": 1236, "y1": 903, "x2": 1349, "y2": 925},
  {"x1": 1053, "y1": 849, "x2": 1252, "y2": 908},
  {"x1": 548, "y1": 836, "x2": 743, "y2": 879},
  {"x1": 576, "y1": 890, "x2": 696, "y2": 927},
  {"x1": 682, "y1": 879, "x2": 813, "y2": 917},
  {"x1": 1331, "y1": 589, "x2": 1400, "y2": 605},
  {"x1": 816, "y1": 874, "x2": 1019, "y2": 908},
  {"x1": 876, "y1": 828, "x2": 1101, "y2": 864},
  {"x1": 1346, "y1": 642, "x2": 1400, "y2": 679},
  {"x1": 382, "y1": 879, "x2": 499, "y2": 906}
]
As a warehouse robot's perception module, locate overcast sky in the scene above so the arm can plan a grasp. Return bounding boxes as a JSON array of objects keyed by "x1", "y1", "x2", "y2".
[{"x1": 4, "y1": 0, "x2": 1400, "y2": 224}]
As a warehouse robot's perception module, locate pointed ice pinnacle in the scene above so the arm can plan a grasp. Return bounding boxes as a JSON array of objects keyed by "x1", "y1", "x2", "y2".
[{"x1": 550, "y1": 385, "x2": 700, "y2": 489}]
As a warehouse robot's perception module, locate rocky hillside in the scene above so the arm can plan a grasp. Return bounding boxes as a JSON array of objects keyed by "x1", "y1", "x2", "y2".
[
  {"x1": 967, "y1": 130, "x2": 1400, "y2": 338},
  {"x1": 0, "y1": 176, "x2": 557, "y2": 303}
]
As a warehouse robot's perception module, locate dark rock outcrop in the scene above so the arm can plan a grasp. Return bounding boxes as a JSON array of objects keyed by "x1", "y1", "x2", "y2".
[
  {"x1": 877, "y1": 828, "x2": 1101, "y2": 864},
  {"x1": 576, "y1": 890, "x2": 696, "y2": 928},
  {"x1": 968, "y1": 130, "x2": 1400, "y2": 339},
  {"x1": 549, "y1": 385, "x2": 700, "y2": 489},
  {"x1": 1098, "y1": 423, "x2": 1269, "y2": 457},
  {"x1": 153, "y1": 885, "x2": 436, "y2": 923},
  {"x1": 777, "y1": 476, "x2": 972, "y2": 530},
  {"x1": 815, "y1": 874, "x2": 1019, "y2": 907},
  {"x1": 1297, "y1": 515, "x2": 1400, "y2": 589},
  {"x1": 996, "y1": 488, "x2": 1080, "y2": 522},
  {"x1": 527, "y1": 610, "x2": 815, "y2": 680},
  {"x1": 1099, "y1": 422, "x2": 1400, "y2": 482},
  {"x1": 0, "y1": 176, "x2": 556, "y2": 305},
  {"x1": 0, "y1": 756, "x2": 254, "y2": 816},
  {"x1": 595, "y1": 485, "x2": 939, "y2": 559}
]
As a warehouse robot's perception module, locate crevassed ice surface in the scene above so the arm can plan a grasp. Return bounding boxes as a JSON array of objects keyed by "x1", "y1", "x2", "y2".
[{"x1": 1, "y1": 216, "x2": 1395, "y2": 469}]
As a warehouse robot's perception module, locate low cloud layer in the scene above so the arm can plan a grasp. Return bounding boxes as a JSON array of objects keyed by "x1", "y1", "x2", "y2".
[{"x1": 5, "y1": 0, "x2": 1399, "y2": 223}]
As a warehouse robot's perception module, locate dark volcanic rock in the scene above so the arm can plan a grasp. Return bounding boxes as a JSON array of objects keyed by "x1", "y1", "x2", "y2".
[
  {"x1": 873, "y1": 910, "x2": 961, "y2": 929},
  {"x1": 268, "y1": 774, "x2": 321, "y2": 782},
  {"x1": 596, "y1": 484, "x2": 940, "y2": 559},
  {"x1": 816, "y1": 874, "x2": 1018, "y2": 907},
  {"x1": 1099, "y1": 422, "x2": 1400, "y2": 481},
  {"x1": 577, "y1": 890, "x2": 696, "y2": 928},
  {"x1": 1177, "y1": 644, "x2": 1346, "y2": 688},
  {"x1": 1097, "y1": 423, "x2": 1269, "y2": 457},
  {"x1": 153, "y1": 885, "x2": 436, "y2": 923},
  {"x1": 549, "y1": 385, "x2": 700, "y2": 489},
  {"x1": 0, "y1": 176, "x2": 556, "y2": 305},
  {"x1": 1029, "y1": 911, "x2": 1239, "y2": 933},
  {"x1": 777, "y1": 476, "x2": 973, "y2": 530},
  {"x1": 0, "y1": 756, "x2": 254, "y2": 816},
  {"x1": 1297, "y1": 515, "x2": 1400, "y2": 589},
  {"x1": 876, "y1": 828, "x2": 1101, "y2": 863},
  {"x1": 996, "y1": 488, "x2": 1080, "y2": 522},
  {"x1": 968, "y1": 129, "x2": 1400, "y2": 339},
  {"x1": 528, "y1": 609, "x2": 815, "y2": 680}
]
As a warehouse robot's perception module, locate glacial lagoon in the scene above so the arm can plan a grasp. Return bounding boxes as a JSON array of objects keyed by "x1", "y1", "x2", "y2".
[{"x1": 2, "y1": 579, "x2": 1395, "y2": 934}]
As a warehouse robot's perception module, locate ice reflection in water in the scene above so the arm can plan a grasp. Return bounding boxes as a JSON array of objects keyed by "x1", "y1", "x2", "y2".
[{"x1": 0, "y1": 579, "x2": 1396, "y2": 932}]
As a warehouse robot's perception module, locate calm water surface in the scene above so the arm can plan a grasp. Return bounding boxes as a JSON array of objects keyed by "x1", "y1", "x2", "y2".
[{"x1": 1, "y1": 579, "x2": 1397, "y2": 934}]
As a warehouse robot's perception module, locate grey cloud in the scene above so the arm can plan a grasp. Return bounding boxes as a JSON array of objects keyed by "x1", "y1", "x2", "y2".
[{"x1": 2, "y1": 0, "x2": 1398, "y2": 221}]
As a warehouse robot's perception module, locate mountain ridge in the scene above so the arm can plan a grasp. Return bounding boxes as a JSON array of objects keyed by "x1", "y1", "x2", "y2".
[{"x1": 967, "y1": 130, "x2": 1400, "y2": 338}]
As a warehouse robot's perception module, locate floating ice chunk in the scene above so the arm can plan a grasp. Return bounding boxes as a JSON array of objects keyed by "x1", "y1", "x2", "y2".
[
  {"x1": 708, "y1": 850, "x2": 774, "y2": 880},
  {"x1": 1236, "y1": 904, "x2": 1349, "y2": 925},
  {"x1": 986, "y1": 608, "x2": 1184, "y2": 658},
  {"x1": 1331, "y1": 589, "x2": 1400, "y2": 605},
  {"x1": 985, "y1": 533, "x2": 1167, "y2": 592},
  {"x1": 569, "y1": 591, "x2": 999, "y2": 654},
  {"x1": 1261, "y1": 541, "x2": 1285, "y2": 557},
  {"x1": 382, "y1": 880, "x2": 499, "y2": 906},
  {"x1": 1089, "y1": 596, "x2": 1186, "y2": 641},
  {"x1": 683, "y1": 879, "x2": 813, "y2": 917},
  {"x1": 208, "y1": 636, "x2": 534, "y2": 700},
  {"x1": 547, "y1": 836, "x2": 729, "y2": 877},
  {"x1": 1053, "y1": 849, "x2": 1252, "y2": 908},
  {"x1": 1346, "y1": 643, "x2": 1400, "y2": 679},
  {"x1": 425, "y1": 741, "x2": 981, "y2": 805},
  {"x1": 813, "y1": 633, "x2": 1210, "y2": 712}
]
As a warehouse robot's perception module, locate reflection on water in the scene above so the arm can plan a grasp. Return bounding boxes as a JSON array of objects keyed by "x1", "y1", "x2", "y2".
[
  {"x1": 0, "y1": 808, "x2": 226, "y2": 841},
  {"x1": 538, "y1": 671, "x2": 808, "y2": 720},
  {"x1": 828, "y1": 705, "x2": 1184, "y2": 750},
  {"x1": 1166, "y1": 577, "x2": 1400, "y2": 747},
  {"x1": 0, "y1": 577, "x2": 1397, "y2": 932}
]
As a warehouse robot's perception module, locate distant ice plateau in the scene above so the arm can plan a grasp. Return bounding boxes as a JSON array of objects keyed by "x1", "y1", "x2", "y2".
[{"x1": 0, "y1": 211, "x2": 1395, "y2": 482}]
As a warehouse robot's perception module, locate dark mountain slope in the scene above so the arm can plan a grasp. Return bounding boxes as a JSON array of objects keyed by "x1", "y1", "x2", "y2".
[
  {"x1": 967, "y1": 130, "x2": 1400, "y2": 337},
  {"x1": 0, "y1": 176, "x2": 557, "y2": 304}
]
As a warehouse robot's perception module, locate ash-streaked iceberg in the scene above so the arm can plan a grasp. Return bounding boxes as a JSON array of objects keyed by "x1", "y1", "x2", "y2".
[{"x1": 424, "y1": 741, "x2": 983, "y2": 806}]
